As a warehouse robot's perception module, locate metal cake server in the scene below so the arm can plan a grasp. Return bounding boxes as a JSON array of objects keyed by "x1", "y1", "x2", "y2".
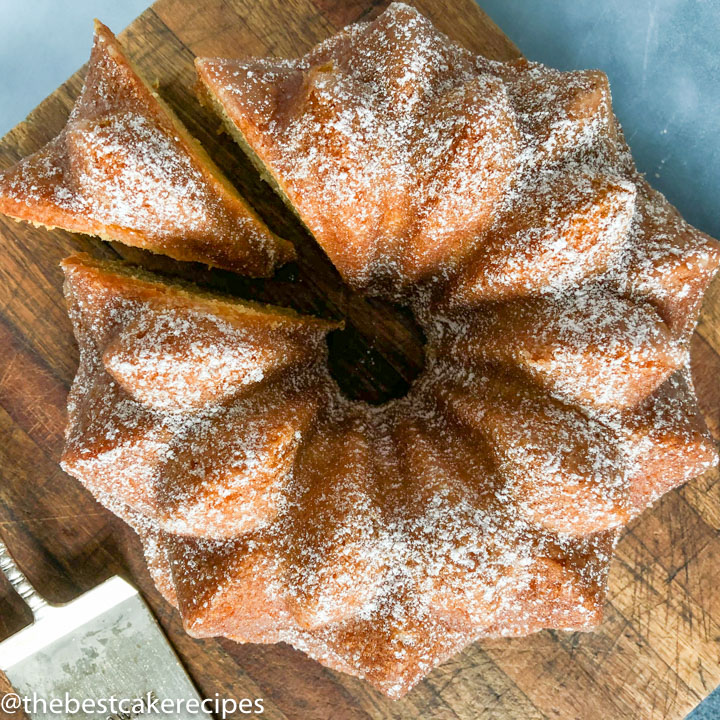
[{"x1": 0, "y1": 537, "x2": 210, "y2": 720}]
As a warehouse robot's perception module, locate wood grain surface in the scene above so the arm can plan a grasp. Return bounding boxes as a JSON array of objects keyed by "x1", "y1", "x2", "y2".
[{"x1": 0, "y1": 1, "x2": 718, "y2": 718}]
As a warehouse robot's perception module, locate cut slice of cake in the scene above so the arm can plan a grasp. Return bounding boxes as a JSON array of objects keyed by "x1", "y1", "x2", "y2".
[
  {"x1": 61, "y1": 252, "x2": 338, "y2": 539},
  {"x1": 0, "y1": 21, "x2": 294, "y2": 276}
]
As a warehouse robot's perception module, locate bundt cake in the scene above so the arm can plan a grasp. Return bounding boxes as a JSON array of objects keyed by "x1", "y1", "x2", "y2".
[
  {"x1": 0, "y1": 21, "x2": 294, "y2": 275},
  {"x1": 51, "y1": 2, "x2": 720, "y2": 700}
]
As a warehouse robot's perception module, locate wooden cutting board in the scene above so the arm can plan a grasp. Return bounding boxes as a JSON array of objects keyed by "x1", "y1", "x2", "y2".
[{"x1": 0, "y1": 1, "x2": 718, "y2": 718}]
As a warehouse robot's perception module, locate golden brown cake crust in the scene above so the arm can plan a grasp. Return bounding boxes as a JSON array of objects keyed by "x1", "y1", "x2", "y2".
[
  {"x1": 59, "y1": 2, "x2": 720, "y2": 701},
  {"x1": 0, "y1": 21, "x2": 294, "y2": 275}
]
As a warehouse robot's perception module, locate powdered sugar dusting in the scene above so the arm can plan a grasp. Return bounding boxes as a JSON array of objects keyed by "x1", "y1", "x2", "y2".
[
  {"x1": 102, "y1": 306, "x2": 323, "y2": 411},
  {"x1": 66, "y1": 113, "x2": 217, "y2": 235}
]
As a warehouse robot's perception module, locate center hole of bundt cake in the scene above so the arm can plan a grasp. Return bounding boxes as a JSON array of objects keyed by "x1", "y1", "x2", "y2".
[{"x1": 326, "y1": 297, "x2": 426, "y2": 406}]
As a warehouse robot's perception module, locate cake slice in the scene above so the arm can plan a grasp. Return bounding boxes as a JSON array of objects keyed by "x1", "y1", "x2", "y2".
[
  {"x1": 0, "y1": 21, "x2": 293, "y2": 276},
  {"x1": 61, "y1": 252, "x2": 337, "y2": 537}
]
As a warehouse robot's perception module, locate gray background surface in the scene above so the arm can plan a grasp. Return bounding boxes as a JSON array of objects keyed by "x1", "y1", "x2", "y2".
[
  {"x1": 0, "y1": 1, "x2": 717, "y2": 717},
  {"x1": 0, "y1": 0, "x2": 149, "y2": 135}
]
